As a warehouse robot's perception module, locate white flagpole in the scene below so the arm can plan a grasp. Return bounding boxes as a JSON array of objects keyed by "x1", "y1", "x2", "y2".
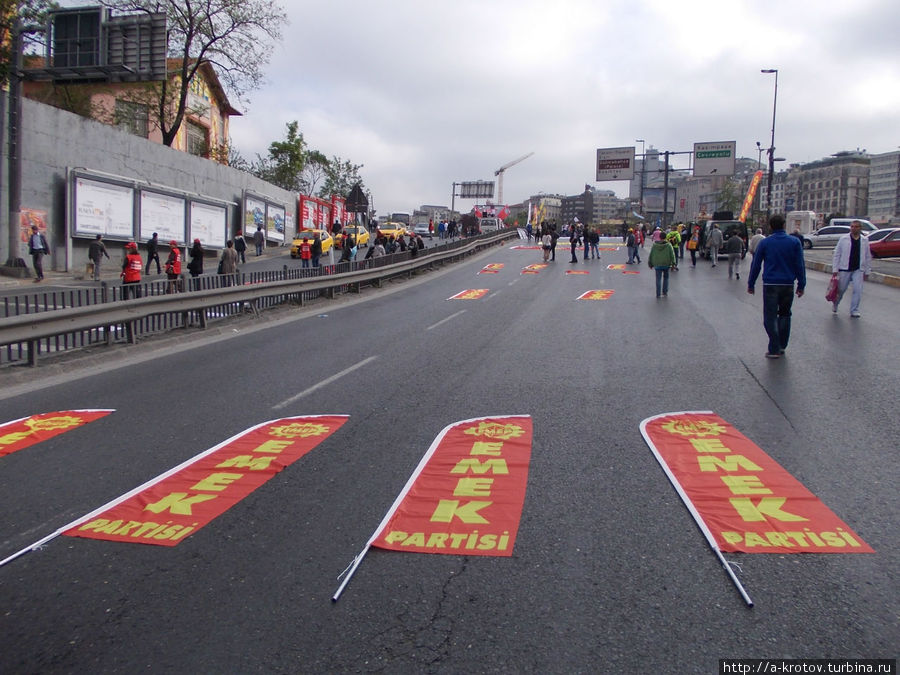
[{"x1": 640, "y1": 411, "x2": 754, "y2": 608}]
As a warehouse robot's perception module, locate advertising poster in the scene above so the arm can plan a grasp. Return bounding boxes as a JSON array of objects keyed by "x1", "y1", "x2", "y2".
[
  {"x1": 266, "y1": 204, "x2": 285, "y2": 242},
  {"x1": 189, "y1": 202, "x2": 227, "y2": 248},
  {"x1": 244, "y1": 195, "x2": 266, "y2": 237},
  {"x1": 140, "y1": 191, "x2": 185, "y2": 243},
  {"x1": 19, "y1": 209, "x2": 48, "y2": 243},
  {"x1": 74, "y1": 177, "x2": 134, "y2": 238}
]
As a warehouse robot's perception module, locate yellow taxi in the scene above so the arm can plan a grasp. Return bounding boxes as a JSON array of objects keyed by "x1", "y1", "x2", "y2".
[
  {"x1": 290, "y1": 229, "x2": 333, "y2": 258},
  {"x1": 376, "y1": 221, "x2": 408, "y2": 239},
  {"x1": 334, "y1": 224, "x2": 370, "y2": 248}
]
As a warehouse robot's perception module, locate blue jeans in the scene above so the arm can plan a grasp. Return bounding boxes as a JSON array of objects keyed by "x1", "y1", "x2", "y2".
[
  {"x1": 762, "y1": 284, "x2": 795, "y2": 354},
  {"x1": 654, "y1": 266, "x2": 669, "y2": 296}
]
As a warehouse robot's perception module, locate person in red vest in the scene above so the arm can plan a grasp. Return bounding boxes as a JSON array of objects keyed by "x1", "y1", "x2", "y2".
[
  {"x1": 299, "y1": 237, "x2": 312, "y2": 268},
  {"x1": 165, "y1": 240, "x2": 182, "y2": 293},
  {"x1": 121, "y1": 242, "x2": 143, "y2": 299}
]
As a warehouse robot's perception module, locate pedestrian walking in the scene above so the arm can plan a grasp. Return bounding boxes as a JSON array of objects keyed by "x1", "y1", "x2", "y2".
[
  {"x1": 625, "y1": 228, "x2": 636, "y2": 264},
  {"x1": 648, "y1": 234, "x2": 676, "y2": 297},
  {"x1": 234, "y1": 230, "x2": 247, "y2": 263},
  {"x1": 145, "y1": 232, "x2": 161, "y2": 274},
  {"x1": 88, "y1": 234, "x2": 109, "y2": 281},
  {"x1": 28, "y1": 224, "x2": 50, "y2": 282},
  {"x1": 748, "y1": 228, "x2": 765, "y2": 258},
  {"x1": 187, "y1": 239, "x2": 204, "y2": 286},
  {"x1": 253, "y1": 226, "x2": 265, "y2": 256},
  {"x1": 541, "y1": 231, "x2": 552, "y2": 262},
  {"x1": 831, "y1": 219, "x2": 872, "y2": 318},
  {"x1": 686, "y1": 225, "x2": 700, "y2": 267},
  {"x1": 165, "y1": 240, "x2": 182, "y2": 293},
  {"x1": 218, "y1": 240, "x2": 238, "y2": 283},
  {"x1": 746, "y1": 215, "x2": 806, "y2": 359},
  {"x1": 706, "y1": 223, "x2": 723, "y2": 267},
  {"x1": 121, "y1": 241, "x2": 143, "y2": 298},
  {"x1": 725, "y1": 234, "x2": 744, "y2": 280},
  {"x1": 569, "y1": 225, "x2": 580, "y2": 263},
  {"x1": 311, "y1": 234, "x2": 322, "y2": 268}
]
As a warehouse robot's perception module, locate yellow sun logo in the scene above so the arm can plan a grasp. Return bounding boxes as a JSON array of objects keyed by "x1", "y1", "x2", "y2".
[
  {"x1": 464, "y1": 422, "x2": 525, "y2": 440},
  {"x1": 662, "y1": 418, "x2": 727, "y2": 437},
  {"x1": 268, "y1": 423, "x2": 329, "y2": 438},
  {"x1": 24, "y1": 416, "x2": 83, "y2": 432}
]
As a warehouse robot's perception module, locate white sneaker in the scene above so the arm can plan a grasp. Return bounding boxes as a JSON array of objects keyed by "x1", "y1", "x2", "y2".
[{"x1": 850, "y1": 311, "x2": 861, "y2": 318}]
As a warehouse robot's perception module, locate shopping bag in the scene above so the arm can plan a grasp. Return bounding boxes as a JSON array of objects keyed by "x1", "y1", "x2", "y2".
[{"x1": 825, "y1": 274, "x2": 838, "y2": 302}]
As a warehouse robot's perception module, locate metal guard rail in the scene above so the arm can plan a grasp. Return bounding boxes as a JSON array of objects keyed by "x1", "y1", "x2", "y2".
[{"x1": 0, "y1": 230, "x2": 516, "y2": 364}]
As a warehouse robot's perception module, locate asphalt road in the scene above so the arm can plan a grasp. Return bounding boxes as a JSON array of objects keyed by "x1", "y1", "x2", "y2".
[{"x1": 0, "y1": 240, "x2": 897, "y2": 673}]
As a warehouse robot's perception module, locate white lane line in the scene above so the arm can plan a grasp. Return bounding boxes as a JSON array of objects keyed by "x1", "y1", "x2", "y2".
[
  {"x1": 273, "y1": 356, "x2": 378, "y2": 410},
  {"x1": 487, "y1": 290, "x2": 501, "y2": 299},
  {"x1": 426, "y1": 309, "x2": 467, "y2": 331}
]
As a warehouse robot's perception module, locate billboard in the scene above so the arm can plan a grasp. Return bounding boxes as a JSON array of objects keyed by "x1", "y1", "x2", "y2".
[
  {"x1": 458, "y1": 181, "x2": 495, "y2": 199},
  {"x1": 693, "y1": 141, "x2": 736, "y2": 177},
  {"x1": 596, "y1": 147, "x2": 635, "y2": 181},
  {"x1": 643, "y1": 188, "x2": 676, "y2": 213}
]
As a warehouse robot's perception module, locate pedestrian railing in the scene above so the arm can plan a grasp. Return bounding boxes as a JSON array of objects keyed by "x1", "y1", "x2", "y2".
[{"x1": 0, "y1": 231, "x2": 514, "y2": 366}]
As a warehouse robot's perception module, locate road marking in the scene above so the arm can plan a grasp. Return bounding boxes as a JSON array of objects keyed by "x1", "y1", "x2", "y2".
[
  {"x1": 427, "y1": 309, "x2": 466, "y2": 331},
  {"x1": 273, "y1": 356, "x2": 377, "y2": 410}
]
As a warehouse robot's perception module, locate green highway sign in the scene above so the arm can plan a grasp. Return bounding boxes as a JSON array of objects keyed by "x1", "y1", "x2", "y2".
[{"x1": 696, "y1": 150, "x2": 732, "y2": 159}]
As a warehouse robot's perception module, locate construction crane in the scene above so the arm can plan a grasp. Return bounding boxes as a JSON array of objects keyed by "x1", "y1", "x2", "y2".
[{"x1": 494, "y1": 152, "x2": 534, "y2": 205}]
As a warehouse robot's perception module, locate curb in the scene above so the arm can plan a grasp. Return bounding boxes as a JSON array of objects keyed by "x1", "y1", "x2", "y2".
[{"x1": 805, "y1": 259, "x2": 900, "y2": 288}]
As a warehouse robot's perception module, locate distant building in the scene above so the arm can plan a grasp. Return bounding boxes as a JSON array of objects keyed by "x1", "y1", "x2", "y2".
[
  {"x1": 23, "y1": 58, "x2": 240, "y2": 164},
  {"x1": 867, "y1": 151, "x2": 900, "y2": 225},
  {"x1": 760, "y1": 151, "x2": 870, "y2": 219}
]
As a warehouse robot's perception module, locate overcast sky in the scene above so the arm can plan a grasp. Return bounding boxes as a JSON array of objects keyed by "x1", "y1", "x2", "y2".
[{"x1": 228, "y1": 0, "x2": 900, "y2": 216}]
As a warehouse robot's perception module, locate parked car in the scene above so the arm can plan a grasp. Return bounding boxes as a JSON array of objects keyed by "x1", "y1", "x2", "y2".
[
  {"x1": 413, "y1": 223, "x2": 432, "y2": 238},
  {"x1": 376, "y1": 222, "x2": 408, "y2": 239},
  {"x1": 334, "y1": 225, "x2": 370, "y2": 248},
  {"x1": 804, "y1": 225, "x2": 852, "y2": 248},
  {"x1": 868, "y1": 227, "x2": 900, "y2": 258},
  {"x1": 290, "y1": 229, "x2": 333, "y2": 258}
]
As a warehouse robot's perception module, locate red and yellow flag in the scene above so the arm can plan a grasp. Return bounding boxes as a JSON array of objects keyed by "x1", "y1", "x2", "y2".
[
  {"x1": 641, "y1": 412, "x2": 872, "y2": 553},
  {"x1": 371, "y1": 416, "x2": 532, "y2": 557},
  {"x1": 0, "y1": 410, "x2": 113, "y2": 457},
  {"x1": 63, "y1": 415, "x2": 347, "y2": 547},
  {"x1": 449, "y1": 289, "x2": 489, "y2": 300}
]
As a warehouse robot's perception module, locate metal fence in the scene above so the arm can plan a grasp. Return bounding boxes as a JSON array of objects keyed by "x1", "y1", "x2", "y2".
[{"x1": 0, "y1": 232, "x2": 515, "y2": 366}]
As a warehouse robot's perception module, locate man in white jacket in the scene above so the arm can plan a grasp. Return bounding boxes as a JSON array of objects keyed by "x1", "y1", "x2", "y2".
[{"x1": 831, "y1": 220, "x2": 872, "y2": 317}]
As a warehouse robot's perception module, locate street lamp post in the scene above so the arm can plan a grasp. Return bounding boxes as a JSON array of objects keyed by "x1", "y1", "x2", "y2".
[
  {"x1": 635, "y1": 139, "x2": 645, "y2": 216},
  {"x1": 761, "y1": 68, "x2": 778, "y2": 222}
]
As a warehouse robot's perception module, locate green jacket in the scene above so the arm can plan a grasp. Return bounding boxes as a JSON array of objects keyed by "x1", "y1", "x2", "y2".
[{"x1": 648, "y1": 240, "x2": 676, "y2": 268}]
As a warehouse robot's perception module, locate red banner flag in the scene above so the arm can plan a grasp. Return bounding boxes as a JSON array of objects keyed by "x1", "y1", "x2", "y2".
[
  {"x1": 0, "y1": 410, "x2": 113, "y2": 457},
  {"x1": 63, "y1": 415, "x2": 347, "y2": 547},
  {"x1": 738, "y1": 170, "x2": 764, "y2": 223},
  {"x1": 370, "y1": 415, "x2": 533, "y2": 557},
  {"x1": 641, "y1": 411, "x2": 872, "y2": 554}
]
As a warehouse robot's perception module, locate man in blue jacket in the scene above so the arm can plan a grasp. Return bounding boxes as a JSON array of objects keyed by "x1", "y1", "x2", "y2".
[{"x1": 747, "y1": 215, "x2": 806, "y2": 359}]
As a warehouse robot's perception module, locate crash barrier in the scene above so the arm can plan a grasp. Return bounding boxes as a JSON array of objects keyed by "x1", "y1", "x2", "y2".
[{"x1": 0, "y1": 231, "x2": 516, "y2": 366}]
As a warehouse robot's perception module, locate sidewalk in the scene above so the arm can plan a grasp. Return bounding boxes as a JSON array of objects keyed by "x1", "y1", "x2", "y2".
[{"x1": 0, "y1": 244, "x2": 288, "y2": 290}]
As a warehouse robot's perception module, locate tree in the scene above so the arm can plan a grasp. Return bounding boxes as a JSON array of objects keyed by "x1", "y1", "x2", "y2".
[
  {"x1": 298, "y1": 151, "x2": 328, "y2": 196},
  {"x1": 100, "y1": 0, "x2": 286, "y2": 146},
  {"x1": 715, "y1": 179, "x2": 744, "y2": 215},
  {"x1": 320, "y1": 156, "x2": 365, "y2": 201},
  {"x1": 251, "y1": 121, "x2": 307, "y2": 191},
  {"x1": 1, "y1": 1, "x2": 55, "y2": 85}
]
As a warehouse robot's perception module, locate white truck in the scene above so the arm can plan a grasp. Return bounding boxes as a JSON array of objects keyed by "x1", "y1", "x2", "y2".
[{"x1": 785, "y1": 211, "x2": 819, "y2": 235}]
